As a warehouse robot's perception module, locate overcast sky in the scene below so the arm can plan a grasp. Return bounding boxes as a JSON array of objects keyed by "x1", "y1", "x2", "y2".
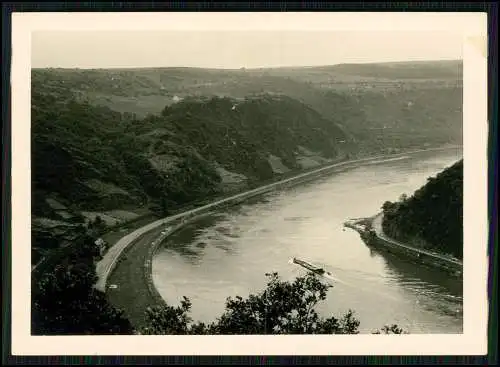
[{"x1": 32, "y1": 31, "x2": 463, "y2": 69}]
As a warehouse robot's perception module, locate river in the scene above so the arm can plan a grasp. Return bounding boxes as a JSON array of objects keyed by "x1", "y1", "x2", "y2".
[{"x1": 152, "y1": 148, "x2": 464, "y2": 334}]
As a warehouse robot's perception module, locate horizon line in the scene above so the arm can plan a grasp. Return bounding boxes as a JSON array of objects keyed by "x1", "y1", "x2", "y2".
[{"x1": 31, "y1": 58, "x2": 463, "y2": 71}]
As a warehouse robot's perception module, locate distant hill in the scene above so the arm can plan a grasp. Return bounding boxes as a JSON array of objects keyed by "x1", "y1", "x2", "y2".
[
  {"x1": 381, "y1": 159, "x2": 463, "y2": 259},
  {"x1": 259, "y1": 60, "x2": 463, "y2": 150},
  {"x1": 32, "y1": 59, "x2": 463, "y2": 150},
  {"x1": 315, "y1": 60, "x2": 462, "y2": 80}
]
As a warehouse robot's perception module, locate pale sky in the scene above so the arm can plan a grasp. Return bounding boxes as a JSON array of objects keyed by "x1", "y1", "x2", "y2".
[{"x1": 32, "y1": 31, "x2": 463, "y2": 69}]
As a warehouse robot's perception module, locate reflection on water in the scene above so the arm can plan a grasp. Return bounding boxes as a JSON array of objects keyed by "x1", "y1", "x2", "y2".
[
  {"x1": 153, "y1": 148, "x2": 463, "y2": 333},
  {"x1": 367, "y1": 247, "x2": 463, "y2": 317}
]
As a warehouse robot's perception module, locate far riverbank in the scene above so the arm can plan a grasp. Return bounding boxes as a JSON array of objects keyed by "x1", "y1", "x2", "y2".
[{"x1": 344, "y1": 214, "x2": 463, "y2": 276}]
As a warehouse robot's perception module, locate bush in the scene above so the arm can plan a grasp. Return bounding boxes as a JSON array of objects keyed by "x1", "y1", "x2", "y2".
[
  {"x1": 140, "y1": 272, "x2": 405, "y2": 335},
  {"x1": 32, "y1": 237, "x2": 133, "y2": 335}
]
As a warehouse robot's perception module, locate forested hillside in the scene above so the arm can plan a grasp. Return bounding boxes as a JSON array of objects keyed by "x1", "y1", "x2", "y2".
[
  {"x1": 31, "y1": 91, "x2": 351, "y2": 262},
  {"x1": 381, "y1": 159, "x2": 463, "y2": 259}
]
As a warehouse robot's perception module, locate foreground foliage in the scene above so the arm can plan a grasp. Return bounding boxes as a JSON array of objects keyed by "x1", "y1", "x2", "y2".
[
  {"x1": 31, "y1": 235, "x2": 133, "y2": 335},
  {"x1": 140, "y1": 272, "x2": 403, "y2": 335}
]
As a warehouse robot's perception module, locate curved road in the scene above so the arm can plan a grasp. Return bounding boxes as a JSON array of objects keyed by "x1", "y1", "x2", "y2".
[
  {"x1": 95, "y1": 146, "x2": 461, "y2": 293},
  {"x1": 95, "y1": 218, "x2": 181, "y2": 291}
]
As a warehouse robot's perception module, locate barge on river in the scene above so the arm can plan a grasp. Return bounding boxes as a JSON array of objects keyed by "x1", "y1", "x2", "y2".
[{"x1": 291, "y1": 257, "x2": 329, "y2": 276}]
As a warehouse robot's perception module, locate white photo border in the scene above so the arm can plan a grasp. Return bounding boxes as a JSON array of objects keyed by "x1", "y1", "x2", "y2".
[{"x1": 10, "y1": 11, "x2": 488, "y2": 356}]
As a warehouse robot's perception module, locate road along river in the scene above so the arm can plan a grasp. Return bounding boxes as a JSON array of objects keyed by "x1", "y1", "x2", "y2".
[{"x1": 152, "y1": 147, "x2": 464, "y2": 334}]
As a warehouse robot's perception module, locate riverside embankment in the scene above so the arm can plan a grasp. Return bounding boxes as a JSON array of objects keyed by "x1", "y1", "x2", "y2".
[
  {"x1": 344, "y1": 214, "x2": 463, "y2": 275},
  {"x1": 101, "y1": 145, "x2": 461, "y2": 329}
]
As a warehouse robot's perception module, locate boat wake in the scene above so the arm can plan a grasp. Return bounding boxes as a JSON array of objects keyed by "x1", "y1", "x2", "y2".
[
  {"x1": 321, "y1": 272, "x2": 345, "y2": 285},
  {"x1": 288, "y1": 258, "x2": 401, "y2": 302}
]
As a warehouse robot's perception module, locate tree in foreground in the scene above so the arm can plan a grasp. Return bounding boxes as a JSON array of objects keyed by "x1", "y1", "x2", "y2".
[
  {"x1": 141, "y1": 272, "x2": 403, "y2": 335},
  {"x1": 31, "y1": 236, "x2": 133, "y2": 335}
]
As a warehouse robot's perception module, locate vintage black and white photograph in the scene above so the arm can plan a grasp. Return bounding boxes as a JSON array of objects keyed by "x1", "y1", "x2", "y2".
[{"x1": 10, "y1": 11, "x2": 488, "y2": 356}]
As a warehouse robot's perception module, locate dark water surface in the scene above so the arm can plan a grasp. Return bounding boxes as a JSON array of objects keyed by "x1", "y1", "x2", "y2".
[{"x1": 153, "y1": 148, "x2": 463, "y2": 333}]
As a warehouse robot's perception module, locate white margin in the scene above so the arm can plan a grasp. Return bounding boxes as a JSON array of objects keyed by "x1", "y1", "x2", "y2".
[{"x1": 10, "y1": 12, "x2": 488, "y2": 356}]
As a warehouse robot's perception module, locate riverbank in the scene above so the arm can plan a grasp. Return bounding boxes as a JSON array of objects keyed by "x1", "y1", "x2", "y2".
[
  {"x1": 102, "y1": 145, "x2": 461, "y2": 330},
  {"x1": 344, "y1": 214, "x2": 463, "y2": 275}
]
